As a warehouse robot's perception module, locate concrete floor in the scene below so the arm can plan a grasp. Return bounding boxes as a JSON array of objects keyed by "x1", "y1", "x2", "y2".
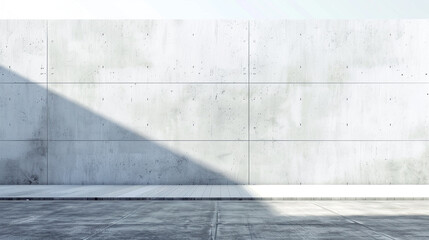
[{"x1": 1, "y1": 200, "x2": 428, "y2": 239}]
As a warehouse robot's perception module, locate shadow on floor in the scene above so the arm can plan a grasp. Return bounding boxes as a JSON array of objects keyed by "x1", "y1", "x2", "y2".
[
  {"x1": 1, "y1": 200, "x2": 428, "y2": 239},
  {"x1": 2, "y1": 66, "x2": 425, "y2": 240}
]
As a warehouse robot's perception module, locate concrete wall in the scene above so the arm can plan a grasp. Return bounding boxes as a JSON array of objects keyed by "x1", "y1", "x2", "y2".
[{"x1": 1, "y1": 20, "x2": 429, "y2": 184}]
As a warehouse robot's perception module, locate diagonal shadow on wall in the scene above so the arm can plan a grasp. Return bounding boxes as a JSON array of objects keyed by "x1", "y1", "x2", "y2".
[
  {"x1": 0, "y1": 66, "x2": 246, "y2": 185},
  {"x1": 1, "y1": 38, "x2": 429, "y2": 240}
]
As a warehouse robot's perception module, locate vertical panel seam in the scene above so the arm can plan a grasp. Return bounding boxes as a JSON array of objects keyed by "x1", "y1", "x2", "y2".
[
  {"x1": 247, "y1": 20, "x2": 251, "y2": 185},
  {"x1": 46, "y1": 20, "x2": 49, "y2": 184}
]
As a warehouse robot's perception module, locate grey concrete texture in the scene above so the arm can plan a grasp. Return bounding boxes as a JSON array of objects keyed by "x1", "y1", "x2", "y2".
[
  {"x1": 250, "y1": 20, "x2": 429, "y2": 83},
  {"x1": 1, "y1": 20, "x2": 429, "y2": 184},
  {"x1": 251, "y1": 141, "x2": 429, "y2": 184},
  {"x1": 48, "y1": 83, "x2": 247, "y2": 140},
  {"x1": 251, "y1": 84, "x2": 429, "y2": 140},
  {"x1": 2, "y1": 185, "x2": 429, "y2": 200},
  {"x1": 1, "y1": 200, "x2": 429, "y2": 239},
  {"x1": 0, "y1": 141, "x2": 47, "y2": 184},
  {"x1": 48, "y1": 20, "x2": 248, "y2": 83},
  {"x1": 0, "y1": 20, "x2": 46, "y2": 83},
  {"x1": 48, "y1": 141, "x2": 247, "y2": 184},
  {"x1": 0, "y1": 83, "x2": 47, "y2": 140}
]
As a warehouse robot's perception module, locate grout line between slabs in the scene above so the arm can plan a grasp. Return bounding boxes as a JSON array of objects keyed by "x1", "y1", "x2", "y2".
[
  {"x1": 46, "y1": 20, "x2": 49, "y2": 185},
  {"x1": 247, "y1": 20, "x2": 251, "y2": 185}
]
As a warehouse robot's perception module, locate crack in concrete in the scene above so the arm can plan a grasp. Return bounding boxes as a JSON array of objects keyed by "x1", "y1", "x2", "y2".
[
  {"x1": 210, "y1": 201, "x2": 219, "y2": 240},
  {"x1": 313, "y1": 203, "x2": 397, "y2": 240},
  {"x1": 81, "y1": 206, "x2": 142, "y2": 240}
]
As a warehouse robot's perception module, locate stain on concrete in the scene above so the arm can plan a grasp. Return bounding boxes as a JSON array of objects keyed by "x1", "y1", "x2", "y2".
[{"x1": 0, "y1": 141, "x2": 47, "y2": 184}]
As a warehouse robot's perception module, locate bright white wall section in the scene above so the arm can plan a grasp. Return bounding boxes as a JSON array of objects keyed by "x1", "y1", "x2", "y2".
[{"x1": 1, "y1": 20, "x2": 429, "y2": 184}]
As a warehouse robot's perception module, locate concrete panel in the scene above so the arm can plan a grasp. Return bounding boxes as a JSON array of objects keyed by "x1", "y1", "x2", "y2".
[
  {"x1": 250, "y1": 20, "x2": 429, "y2": 82},
  {"x1": 3, "y1": 19, "x2": 429, "y2": 186},
  {"x1": 0, "y1": 141, "x2": 47, "y2": 184},
  {"x1": 0, "y1": 83, "x2": 47, "y2": 140},
  {"x1": 48, "y1": 20, "x2": 248, "y2": 83},
  {"x1": 0, "y1": 21, "x2": 46, "y2": 83},
  {"x1": 251, "y1": 84, "x2": 429, "y2": 140},
  {"x1": 250, "y1": 141, "x2": 429, "y2": 184},
  {"x1": 48, "y1": 83, "x2": 247, "y2": 140},
  {"x1": 48, "y1": 141, "x2": 247, "y2": 184}
]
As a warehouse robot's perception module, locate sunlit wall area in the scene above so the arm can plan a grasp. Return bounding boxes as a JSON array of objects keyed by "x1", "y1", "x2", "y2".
[
  {"x1": 249, "y1": 20, "x2": 429, "y2": 184},
  {"x1": 1, "y1": 20, "x2": 429, "y2": 184}
]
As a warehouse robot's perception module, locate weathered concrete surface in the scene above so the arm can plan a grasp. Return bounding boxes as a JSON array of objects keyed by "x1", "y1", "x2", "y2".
[
  {"x1": 48, "y1": 141, "x2": 247, "y2": 184},
  {"x1": 42, "y1": 20, "x2": 249, "y2": 184},
  {"x1": 1, "y1": 200, "x2": 429, "y2": 239},
  {"x1": 2, "y1": 20, "x2": 429, "y2": 184},
  {"x1": 250, "y1": 20, "x2": 429, "y2": 83},
  {"x1": 48, "y1": 83, "x2": 247, "y2": 140},
  {"x1": 48, "y1": 20, "x2": 248, "y2": 83},
  {"x1": 0, "y1": 141, "x2": 47, "y2": 184},
  {"x1": 0, "y1": 21, "x2": 47, "y2": 185},
  {"x1": 0, "y1": 82, "x2": 47, "y2": 140},
  {"x1": 251, "y1": 141, "x2": 429, "y2": 184},
  {"x1": 0, "y1": 21, "x2": 46, "y2": 83},
  {"x1": 250, "y1": 84, "x2": 429, "y2": 140},
  {"x1": 248, "y1": 20, "x2": 429, "y2": 184}
]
